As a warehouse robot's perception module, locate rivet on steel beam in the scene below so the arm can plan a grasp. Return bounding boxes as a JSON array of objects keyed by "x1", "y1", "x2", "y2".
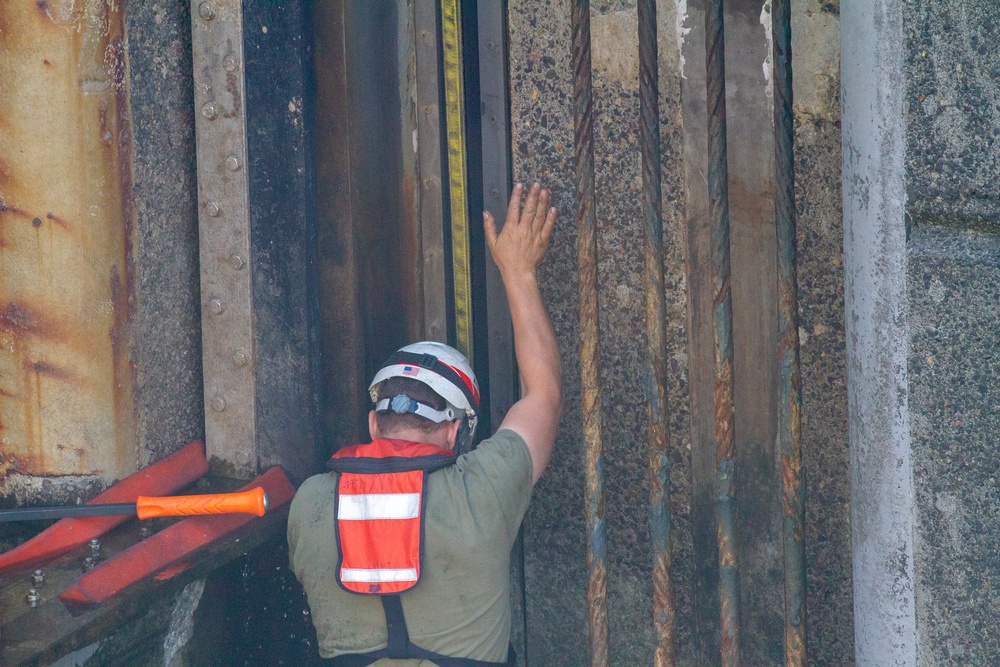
[
  {"x1": 202, "y1": 102, "x2": 219, "y2": 120},
  {"x1": 198, "y1": 2, "x2": 215, "y2": 21},
  {"x1": 233, "y1": 351, "x2": 250, "y2": 367},
  {"x1": 491, "y1": 188, "x2": 500, "y2": 197},
  {"x1": 223, "y1": 55, "x2": 238, "y2": 72},
  {"x1": 89, "y1": 538, "x2": 101, "y2": 558},
  {"x1": 32, "y1": 217, "x2": 42, "y2": 228},
  {"x1": 206, "y1": 201, "x2": 221, "y2": 217},
  {"x1": 31, "y1": 570, "x2": 45, "y2": 588},
  {"x1": 229, "y1": 254, "x2": 246, "y2": 270},
  {"x1": 212, "y1": 396, "x2": 227, "y2": 412},
  {"x1": 236, "y1": 450, "x2": 251, "y2": 465},
  {"x1": 26, "y1": 588, "x2": 39, "y2": 607},
  {"x1": 490, "y1": 115, "x2": 497, "y2": 122},
  {"x1": 487, "y1": 40, "x2": 496, "y2": 50},
  {"x1": 209, "y1": 299, "x2": 225, "y2": 315},
  {"x1": 226, "y1": 154, "x2": 242, "y2": 171}
]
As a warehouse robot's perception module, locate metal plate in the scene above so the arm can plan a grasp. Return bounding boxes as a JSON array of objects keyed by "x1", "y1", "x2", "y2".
[{"x1": 190, "y1": 0, "x2": 257, "y2": 478}]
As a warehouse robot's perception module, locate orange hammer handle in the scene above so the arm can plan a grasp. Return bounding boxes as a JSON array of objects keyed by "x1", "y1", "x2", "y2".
[{"x1": 135, "y1": 488, "x2": 268, "y2": 520}]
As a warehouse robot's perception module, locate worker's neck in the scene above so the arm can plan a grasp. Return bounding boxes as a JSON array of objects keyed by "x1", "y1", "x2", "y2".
[{"x1": 378, "y1": 428, "x2": 453, "y2": 451}]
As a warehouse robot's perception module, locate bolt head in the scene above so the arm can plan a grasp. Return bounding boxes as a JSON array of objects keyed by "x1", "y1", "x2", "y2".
[
  {"x1": 223, "y1": 55, "x2": 237, "y2": 72},
  {"x1": 233, "y1": 351, "x2": 250, "y2": 367},
  {"x1": 229, "y1": 254, "x2": 245, "y2": 270},
  {"x1": 209, "y1": 299, "x2": 225, "y2": 315},
  {"x1": 212, "y1": 396, "x2": 227, "y2": 412},
  {"x1": 206, "y1": 201, "x2": 221, "y2": 217},
  {"x1": 198, "y1": 2, "x2": 215, "y2": 20},
  {"x1": 202, "y1": 102, "x2": 219, "y2": 120},
  {"x1": 237, "y1": 450, "x2": 251, "y2": 465},
  {"x1": 226, "y1": 154, "x2": 241, "y2": 171}
]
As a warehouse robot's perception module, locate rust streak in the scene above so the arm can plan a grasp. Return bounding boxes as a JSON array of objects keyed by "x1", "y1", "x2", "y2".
[
  {"x1": 0, "y1": 301, "x2": 62, "y2": 341},
  {"x1": 26, "y1": 359, "x2": 77, "y2": 384}
]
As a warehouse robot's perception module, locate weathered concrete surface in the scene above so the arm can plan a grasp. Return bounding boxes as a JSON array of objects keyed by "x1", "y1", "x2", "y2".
[
  {"x1": 791, "y1": 2, "x2": 855, "y2": 665},
  {"x1": 125, "y1": 1, "x2": 205, "y2": 468},
  {"x1": 905, "y1": 0, "x2": 1000, "y2": 229},
  {"x1": 509, "y1": 1, "x2": 692, "y2": 663},
  {"x1": 908, "y1": 227, "x2": 1000, "y2": 665},
  {"x1": 842, "y1": 1, "x2": 917, "y2": 665}
]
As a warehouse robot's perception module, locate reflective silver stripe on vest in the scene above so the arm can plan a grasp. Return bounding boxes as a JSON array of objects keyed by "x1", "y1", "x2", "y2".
[
  {"x1": 341, "y1": 567, "x2": 419, "y2": 583},
  {"x1": 338, "y1": 493, "x2": 420, "y2": 520}
]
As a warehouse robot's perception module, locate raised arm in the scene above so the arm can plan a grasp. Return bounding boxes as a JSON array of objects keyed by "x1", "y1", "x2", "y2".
[{"x1": 484, "y1": 182, "x2": 562, "y2": 483}]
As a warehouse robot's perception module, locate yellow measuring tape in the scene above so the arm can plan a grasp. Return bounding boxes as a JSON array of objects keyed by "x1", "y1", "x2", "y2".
[{"x1": 441, "y1": 0, "x2": 474, "y2": 365}]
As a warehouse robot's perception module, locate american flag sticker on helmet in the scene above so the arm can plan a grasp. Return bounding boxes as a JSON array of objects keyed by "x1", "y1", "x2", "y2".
[{"x1": 402, "y1": 366, "x2": 419, "y2": 377}]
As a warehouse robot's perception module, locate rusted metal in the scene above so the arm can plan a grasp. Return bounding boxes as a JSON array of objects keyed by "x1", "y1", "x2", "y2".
[
  {"x1": 638, "y1": 1, "x2": 676, "y2": 664},
  {"x1": 0, "y1": 1, "x2": 135, "y2": 486},
  {"x1": 190, "y1": 0, "x2": 257, "y2": 478},
  {"x1": 705, "y1": 1, "x2": 742, "y2": 665},
  {"x1": 772, "y1": 0, "x2": 807, "y2": 663},
  {"x1": 572, "y1": 2, "x2": 608, "y2": 666}
]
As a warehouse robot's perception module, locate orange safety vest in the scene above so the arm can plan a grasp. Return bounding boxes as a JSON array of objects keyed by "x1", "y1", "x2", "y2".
[{"x1": 326, "y1": 439, "x2": 515, "y2": 667}]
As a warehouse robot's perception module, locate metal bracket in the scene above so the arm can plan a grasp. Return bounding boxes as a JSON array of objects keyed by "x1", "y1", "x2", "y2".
[{"x1": 190, "y1": 0, "x2": 257, "y2": 478}]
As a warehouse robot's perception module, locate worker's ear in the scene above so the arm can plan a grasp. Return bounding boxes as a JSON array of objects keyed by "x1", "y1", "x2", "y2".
[
  {"x1": 368, "y1": 411, "x2": 380, "y2": 440},
  {"x1": 445, "y1": 419, "x2": 462, "y2": 451}
]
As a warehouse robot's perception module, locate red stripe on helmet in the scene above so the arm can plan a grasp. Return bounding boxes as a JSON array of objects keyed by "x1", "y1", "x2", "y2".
[{"x1": 438, "y1": 361, "x2": 480, "y2": 407}]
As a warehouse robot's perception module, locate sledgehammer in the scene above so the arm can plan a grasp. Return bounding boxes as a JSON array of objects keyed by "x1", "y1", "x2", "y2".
[{"x1": 0, "y1": 488, "x2": 268, "y2": 522}]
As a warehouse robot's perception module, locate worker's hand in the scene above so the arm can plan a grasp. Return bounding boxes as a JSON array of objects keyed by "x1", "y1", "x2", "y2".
[{"x1": 484, "y1": 182, "x2": 557, "y2": 279}]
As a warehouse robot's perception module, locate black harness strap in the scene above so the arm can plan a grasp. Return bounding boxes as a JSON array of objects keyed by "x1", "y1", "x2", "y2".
[{"x1": 382, "y1": 594, "x2": 411, "y2": 659}]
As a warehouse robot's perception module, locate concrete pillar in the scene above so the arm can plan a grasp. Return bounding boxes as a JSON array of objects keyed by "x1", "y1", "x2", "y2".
[{"x1": 841, "y1": 1, "x2": 918, "y2": 665}]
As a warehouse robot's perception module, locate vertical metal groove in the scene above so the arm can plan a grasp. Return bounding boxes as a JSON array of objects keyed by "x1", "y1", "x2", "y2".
[
  {"x1": 572, "y1": 2, "x2": 608, "y2": 665},
  {"x1": 772, "y1": 0, "x2": 807, "y2": 664},
  {"x1": 705, "y1": 1, "x2": 742, "y2": 665},
  {"x1": 637, "y1": 0, "x2": 676, "y2": 664}
]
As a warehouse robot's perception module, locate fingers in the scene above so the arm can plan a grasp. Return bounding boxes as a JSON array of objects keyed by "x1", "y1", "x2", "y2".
[
  {"x1": 483, "y1": 210, "x2": 499, "y2": 251},
  {"x1": 541, "y1": 205, "x2": 557, "y2": 244},
  {"x1": 505, "y1": 183, "x2": 523, "y2": 227},
  {"x1": 532, "y1": 189, "x2": 550, "y2": 232},
  {"x1": 521, "y1": 182, "x2": 541, "y2": 227}
]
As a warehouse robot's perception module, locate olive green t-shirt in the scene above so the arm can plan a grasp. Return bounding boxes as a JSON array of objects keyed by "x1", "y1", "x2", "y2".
[{"x1": 288, "y1": 428, "x2": 533, "y2": 665}]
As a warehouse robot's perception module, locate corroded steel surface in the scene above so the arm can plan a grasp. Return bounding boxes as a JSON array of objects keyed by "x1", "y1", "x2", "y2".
[
  {"x1": 572, "y1": 2, "x2": 607, "y2": 665},
  {"x1": 0, "y1": 0, "x2": 135, "y2": 486},
  {"x1": 638, "y1": 0, "x2": 676, "y2": 664},
  {"x1": 705, "y1": 1, "x2": 742, "y2": 665},
  {"x1": 772, "y1": 0, "x2": 807, "y2": 664}
]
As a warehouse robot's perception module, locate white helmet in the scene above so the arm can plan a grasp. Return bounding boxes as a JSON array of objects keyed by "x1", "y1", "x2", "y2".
[{"x1": 368, "y1": 342, "x2": 480, "y2": 448}]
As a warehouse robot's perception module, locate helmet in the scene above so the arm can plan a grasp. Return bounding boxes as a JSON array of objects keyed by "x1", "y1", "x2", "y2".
[{"x1": 368, "y1": 342, "x2": 480, "y2": 450}]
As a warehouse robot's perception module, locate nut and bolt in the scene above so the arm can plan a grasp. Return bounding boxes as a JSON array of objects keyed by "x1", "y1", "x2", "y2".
[
  {"x1": 206, "y1": 201, "x2": 221, "y2": 217},
  {"x1": 198, "y1": 2, "x2": 215, "y2": 20},
  {"x1": 26, "y1": 588, "x2": 40, "y2": 607},
  {"x1": 31, "y1": 569, "x2": 45, "y2": 588},
  {"x1": 209, "y1": 299, "x2": 225, "y2": 315},
  {"x1": 201, "y1": 102, "x2": 219, "y2": 120},
  {"x1": 223, "y1": 55, "x2": 238, "y2": 72},
  {"x1": 82, "y1": 557, "x2": 95, "y2": 573},
  {"x1": 89, "y1": 538, "x2": 101, "y2": 558},
  {"x1": 233, "y1": 351, "x2": 250, "y2": 367},
  {"x1": 139, "y1": 524, "x2": 151, "y2": 540},
  {"x1": 229, "y1": 254, "x2": 245, "y2": 270},
  {"x1": 236, "y1": 450, "x2": 251, "y2": 466},
  {"x1": 226, "y1": 154, "x2": 242, "y2": 171},
  {"x1": 212, "y1": 395, "x2": 227, "y2": 412}
]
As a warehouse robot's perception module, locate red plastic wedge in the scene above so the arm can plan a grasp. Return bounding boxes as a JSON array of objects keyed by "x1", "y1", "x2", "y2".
[
  {"x1": 60, "y1": 466, "x2": 295, "y2": 610},
  {"x1": 0, "y1": 441, "x2": 209, "y2": 574}
]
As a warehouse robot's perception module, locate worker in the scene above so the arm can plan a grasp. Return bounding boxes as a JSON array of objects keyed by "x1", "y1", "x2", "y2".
[{"x1": 288, "y1": 182, "x2": 562, "y2": 666}]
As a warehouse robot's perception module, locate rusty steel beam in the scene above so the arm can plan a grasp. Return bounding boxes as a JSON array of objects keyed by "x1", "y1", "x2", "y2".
[
  {"x1": 705, "y1": 0, "x2": 743, "y2": 665},
  {"x1": 772, "y1": 0, "x2": 807, "y2": 664},
  {"x1": 190, "y1": 0, "x2": 257, "y2": 478},
  {"x1": 637, "y1": 1, "x2": 676, "y2": 665},
  {"x1": 571, "y1": 2, "x2": 608, "y2": 666},
  {"x1": 0, "y1": 1, "x2": 136, "y2": 486}
]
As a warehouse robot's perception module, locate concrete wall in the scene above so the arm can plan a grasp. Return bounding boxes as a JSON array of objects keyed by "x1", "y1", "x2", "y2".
[{"x1": 510, "y1": 1, "x2": 851, "y2": 664}]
